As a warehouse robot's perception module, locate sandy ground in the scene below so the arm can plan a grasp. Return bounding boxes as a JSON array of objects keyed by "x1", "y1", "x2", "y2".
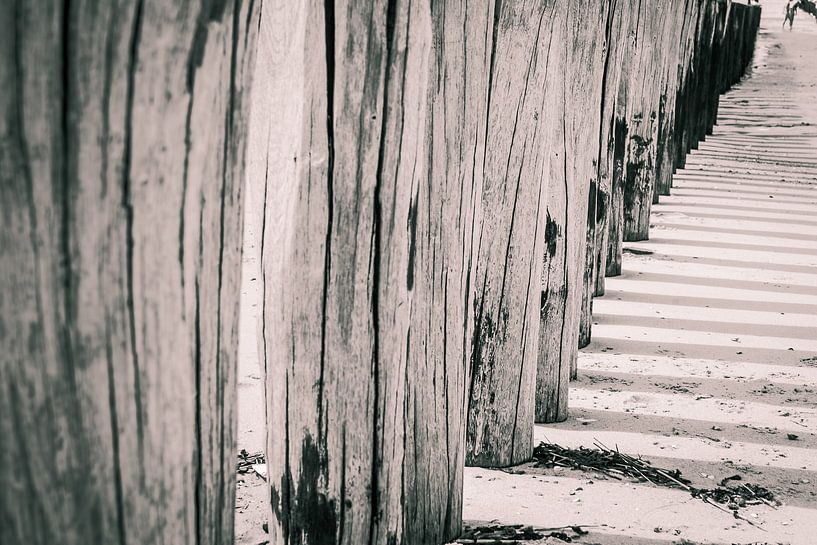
[{"x1": 234, "y1": 6, "x2": 817, "y2": 545}]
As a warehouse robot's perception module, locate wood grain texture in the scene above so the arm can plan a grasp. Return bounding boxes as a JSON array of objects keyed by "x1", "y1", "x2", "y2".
[
  {"x1": 581, "y1": 0, "x2": 636, "y2": 343},
  {"x1": 256, "y1": 1, "x2": 488, "y2": 542},
  {"x1": 656, "y1": 0, "x2": 699, "y2": 198},
  {"x1": 586, "y1": 0, "x2": 691, "y2": 333},
  {"x1": 0, "y1": 1, "x2": 259, "y2": 544},
  {"x1": 591, "y1": 0, "x2": 638, "y2": 297},
  {"x1": 586, "y1": 0, "x2": 692, "y2": 337},
  {"x1": 535, "y1": 0, "x2": 610, "y2": 423},
  {"x1": 621, "y1": 2, "x2": 671, "y2": 242},
  {"x1": 603, "y1": 0, "x2": 642, "y2": 279},
  {"x1": 465, "y1": 0, "x2": 554, "y2": 467},
  {"x1": 653, "y1": 0, "x2": 693, "y2": 202},
  {"x1": 691, "y1": 1, "x2": 721, "y2": 153}
]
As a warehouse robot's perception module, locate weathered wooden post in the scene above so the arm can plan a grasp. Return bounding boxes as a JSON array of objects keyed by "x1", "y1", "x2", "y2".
[
  {"x1": 695, "y1": 1, "x2": 720, "y2": 147},
  {"x1": 621, "y1": 4, "x2": 672, "y2": 242},
  {"x1": 670, "y1": 0, "x2": 703, "y2": 195},
  {"x1": 582, "y1": 0, "x2": 708, "y2": 348},
  {"x1": 580, "y1": 0, "x2": 637, "y2": 344},
  {"x1": 654, "y1": 0, "x2": 696, "y2": 200},
  {"x1": 0, "y1": 2, "x2": 259, "y2": 544},
  {"x1": 603, "y1": 0, "x2": 643, "y2": 280},
  {"x1": 673, "y1": 1, "x2": 701, "y2": 175},
  {"x1": 257, "y1": 1, "x2": 488, "y2": 542},
  {"x1": 680, "y1": 3, "x2": 703, "y2": 162},
  {"x1": 713, "y1": 2, "x2": 760, "y2": 96},
  {"x1": 536, "y1": 0, "x2": 610, "y2": 423},
  {"x1": 465, "y1": 0, "x2": 554, "y2": 467},
  {"x1": 593, "y1": 2, "x2": 630, "y2": 292}
]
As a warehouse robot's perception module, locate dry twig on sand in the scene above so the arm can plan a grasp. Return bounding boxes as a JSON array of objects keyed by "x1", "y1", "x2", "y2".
[
  {"x1": 533, "y1": 441, "x2": 691, "y2": 488},
  {"x1": 456, "y1": 523, "x2": 591, "y2": 544},
  {"x1": 532, "y1": 441, "x2": 777, "y2": 529},
  {"x1": 237, "y1": 449, "x2": 265, "y2": 474}
]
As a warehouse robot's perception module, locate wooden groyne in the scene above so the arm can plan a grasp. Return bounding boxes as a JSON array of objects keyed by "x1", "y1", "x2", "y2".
[{"x1": 1, "y1": 1, "x2": 761, "y2": 544}]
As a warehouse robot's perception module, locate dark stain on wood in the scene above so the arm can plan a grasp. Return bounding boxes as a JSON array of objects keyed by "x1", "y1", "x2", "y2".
[
  {"x1": 545, "y1": 212, "x2": 560, "y2": 259},
  {"x1": 269, "y1": 434, "x2": 338, "y2": 545},
  {"x1": 406, "y1": 192, "x2": 417, "y2": 290}
]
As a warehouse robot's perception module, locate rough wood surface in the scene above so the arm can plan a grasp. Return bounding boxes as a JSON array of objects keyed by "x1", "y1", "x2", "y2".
[
  {"x1": 256, "y1": 1, "x2": 491, "y2": 542},
  {"x1": 654, "y1": 0, "x2": 695, "y2": 201},
  {"x1": 536, "y1": 0, "x2": 609, "y2": 423},
  {"x1": 0, "y1": 2, "x2": 259, "y2": 544},
  {"x1": 594, "y1": 0, "x2": 692, "y2": 303},
  {"x1": 693, "y1": 1, "x2": 721, "y2": 150},
  {"x1": 674, "y1": 1, "x2": 721, "y2": 179},
  {"x1": 581, "y1": 0, "x2": 637, "y2": 340},
  {"x1": 465, "y1": 0, "x2": 555, "y2": 467},
  {"x1": 603, "y1": 0, "x2": 642, "y2": 280},
  {"x1": 579, "y1": 0, "x2": 699, "y2": 336},
  {"x1": 621, "y1": 4, "x2": 670, "y2": 242}
]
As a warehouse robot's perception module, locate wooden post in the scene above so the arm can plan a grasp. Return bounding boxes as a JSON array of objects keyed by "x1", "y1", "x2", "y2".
[
  {"x1": 257, "y1": 1, "x2": 487, "y2": 542},
  {"x1": 705, "y1": 2, "x2": 728, "y2": 136},
  {"x1": 603, "y1": 0, "x2": 642, "y2": 280},
  {"x1": 536, "y1": 0, "x2": 610, "y2": 423},
  {"x1": 579, "y1": 176, "x2": 598, "y2": 350},
  {"x1": 673, "y1": 1, "x2": 700, "y2": 175},
  {"x1": 654, "y1": 0, "x2": 694, "y2": 200},
  {"x1": 663, "y1": 0, "x2": 701, "y2": 196},
  {"x1": 581, "y1": 0, "x2": 637, "y2": 340},
  {"x1": 621, "y1": 4, "x2": 672, "y2": 242},
  {"x1": 695, "y1": 2, "x2": 720, "y2": 147},
  {"x1": 0, "y1": 2, "x2": 259, "y2": 544},
  {"x1": 677, "y1": 0, "x2": 718, "y2": 169},
  {"x1": 595, "y1": 0, "x2": 638, "y2": 292},
  {"x1": 465, "y1": 0, "x2": 554, "y2": 467}
]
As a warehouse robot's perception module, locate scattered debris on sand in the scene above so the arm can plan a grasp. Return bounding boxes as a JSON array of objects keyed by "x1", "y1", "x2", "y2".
[
  {"x1": 533, "y1": 441, "x2": 691, "y2": 487},
  {"x1": 800, "y1": 356, "x2": 817, "y2": 367},
  {"x1": 456, "y1": 523, "x2": 590, "y2": 544},
  {"x1": 237, "y1": 449, "x2": 265, "y2": 474},
  {"x1": 532, "y1": 441, "x2": 778, "y2": 527}
]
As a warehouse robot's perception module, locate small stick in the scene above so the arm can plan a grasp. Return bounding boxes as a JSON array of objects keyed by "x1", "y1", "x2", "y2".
[
  {"x1": 757, "y1": 497, "x2": 778, "y2": 509},
  {"x1": 653, "y1": 468, "x2": 692, "y2": 491},
  {"x1": 633, "y1": 467, "x2": 657, "y2": 485},
  {"x1": 537, "y1": 525, "x2": 600, "y2": 531},
  {"x1": 703, "y1": 497, "x2": 765, "y2": 531}
]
